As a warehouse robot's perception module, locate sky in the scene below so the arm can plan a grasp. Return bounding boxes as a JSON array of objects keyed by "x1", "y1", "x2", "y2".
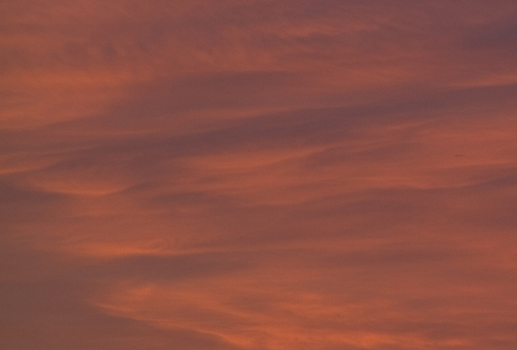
[{"x1": 1, "y1": 1, "x2": 517, "y2": 349}]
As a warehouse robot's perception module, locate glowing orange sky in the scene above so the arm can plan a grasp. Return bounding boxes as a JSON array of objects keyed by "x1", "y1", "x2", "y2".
[{"x1": 2, "y1": 1, "x2": 517, "y2": 349}]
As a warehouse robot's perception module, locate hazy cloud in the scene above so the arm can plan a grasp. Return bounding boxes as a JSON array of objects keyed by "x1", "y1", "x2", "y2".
[{"x1": 2, "y1": 1, "x2": 517, "y2": 349}]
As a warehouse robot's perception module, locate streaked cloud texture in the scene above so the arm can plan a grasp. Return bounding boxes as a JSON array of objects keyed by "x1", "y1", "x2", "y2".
[{"x1": 2, "y1": 1, "x2": 517, "y2": 349}]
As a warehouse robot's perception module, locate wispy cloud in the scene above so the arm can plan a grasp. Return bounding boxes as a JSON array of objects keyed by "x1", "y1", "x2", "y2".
[{"x1": 2, "y1": 1, "x2": 517, "y2": 349}]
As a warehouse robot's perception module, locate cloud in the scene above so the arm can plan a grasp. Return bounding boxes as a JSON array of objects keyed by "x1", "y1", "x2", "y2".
[{"x1": 2, "y1": 1, "x2": 517, "y2": 349}]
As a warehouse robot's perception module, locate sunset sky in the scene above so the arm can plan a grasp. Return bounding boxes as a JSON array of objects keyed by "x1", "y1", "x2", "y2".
[{"x1": 2, "y1": 1, "x2": 517, "y2": 349}]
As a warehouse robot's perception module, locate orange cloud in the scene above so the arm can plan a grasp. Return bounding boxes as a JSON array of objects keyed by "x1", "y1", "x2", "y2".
[{"x1": 2, "y1": 1, "x2": 517, "y2": 349}]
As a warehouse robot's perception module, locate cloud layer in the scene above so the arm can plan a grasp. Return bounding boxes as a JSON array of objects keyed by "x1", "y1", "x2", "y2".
[{"x1": 2, "y1": 1, "x2": 517, "y2": 349}]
